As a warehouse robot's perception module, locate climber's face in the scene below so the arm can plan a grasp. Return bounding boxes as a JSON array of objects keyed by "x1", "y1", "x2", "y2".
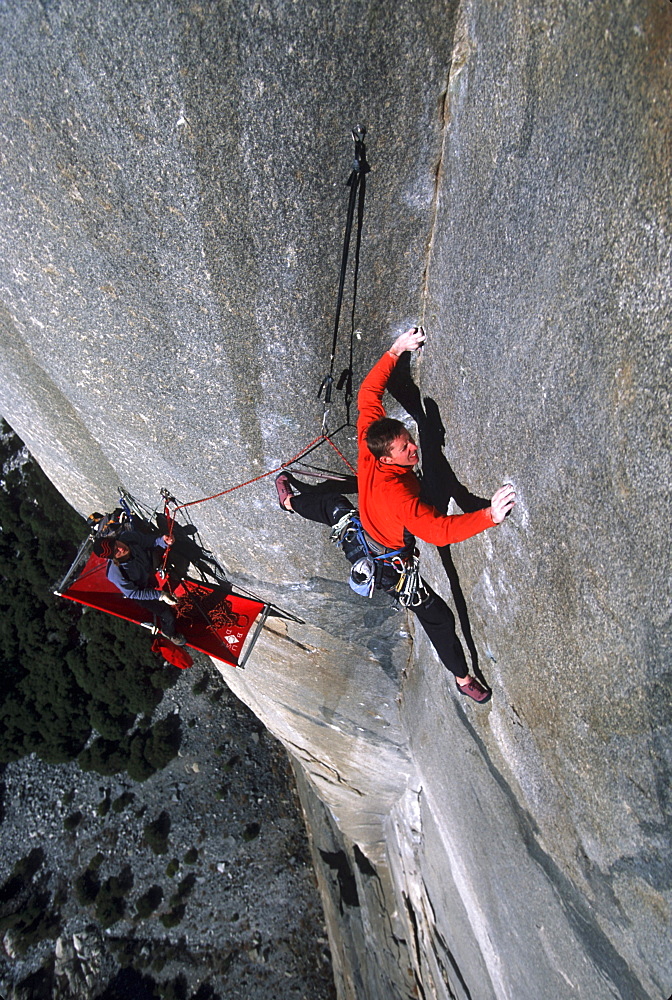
[{"x1": 380, "y1": 431, "x2": 418, "y2": 468}]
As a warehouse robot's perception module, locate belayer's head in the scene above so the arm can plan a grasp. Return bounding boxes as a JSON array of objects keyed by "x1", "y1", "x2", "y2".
[
  {"x1": 112, "y1": 540, "x2": 131, "y2": 562},
  {"x1": 93, "y1": 537, "x2": 131, "y2": 562},
  {"x1": 93, "y1": 537, "x2": 116, "y2": 560},
  {"x1": 365, "y1": 418, "x2": 419, "y2": 468}
]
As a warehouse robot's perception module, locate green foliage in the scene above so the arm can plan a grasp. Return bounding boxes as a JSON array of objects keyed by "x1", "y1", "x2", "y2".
[
  {"x1": 110, "y1": 936, "x2": 148, "y2": 969},
  {"x1": 165, "y1": 858, "x2": 179, "y2": 878},
  {"x1": 2, "y1": 896, "x2": 61, "y2": 954},
  {"x1": 112, "y1": 791, "x2": 135, "y2": 813},
  {"x1": 183, "y1": 847, "x2": 198, "y2": 866},
  {"x1": 78, "y1": 737, "x2": 130, "y2": 776},
  {"x1": 94, "y1": 866, "x2": 133, "y2": 929},
  {"x1": 143, "y1": 714, "x2": 182, "y2": 770},
  {"x1": 124, "y1": 713, "x2": 182, "y2": 783},
  {"x1": 160, "y1": 973, "x2": 188, "y2": 1000},
  {"x1": 95, "y1": 886, "x2": 126, "y2": 929},
  {"x1": 74, "y1": 868, "x2": 101, "y2": 906},
  {"x1": 242, "y1": 821, "x2": 260, "y2": 842},
  {"x1": 144, "y1": 810, "x2": 171, "y2": 855},
  {"x1": 10, "y1": 848, "x2": 44, "y2": 883},
  {"x1": 223, "y1": 754, "x2": 240, "y2": 773},
  {"x1": 192, "y1": 674, "x2": 209, "y2": 695},
  {"x1": 127, "y1": 733, "x2": 157, "y2": 782},
  {"x1": 170, "y1": 873, "x2": 196, "y2": 908},
  {"x1": 0, "y1": 849, "x2": 60, "y2": 954},
  {"x1": 78, "y1": 713, "x2": 181, "y2": 783},
  {"x1": 53, "y1": 886, "x2": 68, "y2": 908},
  {"x1": 96, "y1": 791, "x2": 111, "y2": 816},
  {"x1": 135, "y1": 885, "x2": 164, "y2": 919},
  {"x1": 63, "y1": 810, "x2": 83, "y2": 831},
  {"x1": 159, "y1": 904, "x2": 185, "y2": 928},
  {"x1": 0, "y1": 422, "x2": 179, "y2": 779}
]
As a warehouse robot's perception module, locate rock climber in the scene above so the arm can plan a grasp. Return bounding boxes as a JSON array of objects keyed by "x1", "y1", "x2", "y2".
[
  {"x1": 275, "y1": 326, "x2": 516, "y2": 703},
  {"x1": 93, "y1": 531, "x2": 186, "y2": 646}
]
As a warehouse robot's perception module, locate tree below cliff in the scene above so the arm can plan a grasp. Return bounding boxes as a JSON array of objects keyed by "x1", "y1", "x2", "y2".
[{"x1": 0, "y1": 420, "x2": 179, "y2": 775}]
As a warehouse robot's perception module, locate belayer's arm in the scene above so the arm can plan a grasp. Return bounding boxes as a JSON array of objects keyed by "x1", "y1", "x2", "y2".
[{"x1": 107, "y1": 562, "x2": 161, "y2": 602}]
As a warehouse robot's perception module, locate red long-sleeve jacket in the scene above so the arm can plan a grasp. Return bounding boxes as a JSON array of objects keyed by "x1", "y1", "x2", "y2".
[{"x1": 356, "y1": 350, "x2": 495, "y2": 550}]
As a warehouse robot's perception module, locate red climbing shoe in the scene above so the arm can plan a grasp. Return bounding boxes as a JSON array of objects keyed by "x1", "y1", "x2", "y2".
[
  {"x1": 275, "y1": 473, "x2": 295, "y2": 511},
  {"x1": 456, "y1": 676, "x2": 492, "y2": 703}
]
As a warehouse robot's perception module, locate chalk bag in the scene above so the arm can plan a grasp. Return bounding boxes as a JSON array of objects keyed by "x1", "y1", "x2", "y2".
[{"x1": 349, "y1": 556, "x2": 376, "y2": 598}]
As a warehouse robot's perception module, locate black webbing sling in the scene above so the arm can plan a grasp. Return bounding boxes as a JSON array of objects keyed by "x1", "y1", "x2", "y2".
[{"x1": 318, "y1": 125, "x2": 370, "y2": 428}]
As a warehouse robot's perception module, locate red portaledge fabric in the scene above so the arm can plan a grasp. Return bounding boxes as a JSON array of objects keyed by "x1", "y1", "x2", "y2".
[
  {"x1": 151, "y1": 637, "x2": 194, "y2": 669},
  {"x1": 59, "y1": 553, "x2": 265, "y2": 667}
]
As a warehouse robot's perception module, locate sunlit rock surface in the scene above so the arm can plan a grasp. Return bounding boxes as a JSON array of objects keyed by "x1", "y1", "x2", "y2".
[{"x1": 1, "y1": 1, "x2": 669, "y2": 998}]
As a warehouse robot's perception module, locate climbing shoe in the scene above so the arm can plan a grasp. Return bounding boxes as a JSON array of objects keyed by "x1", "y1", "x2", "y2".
[
  {"x1": 275, "y1": 472, "x2": 295, "y2": 511},
  {"x1": 456, "y1": 676, "x2": 492, "y2": 703}
]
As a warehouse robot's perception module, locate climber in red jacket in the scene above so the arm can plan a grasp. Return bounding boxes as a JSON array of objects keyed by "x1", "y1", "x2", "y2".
[
  {"x1": 357, "y1": 327, "x2": 514, "y2": 550},
  {"x1": 276, "y1": 326, "x2": 515, "y2": 703}
]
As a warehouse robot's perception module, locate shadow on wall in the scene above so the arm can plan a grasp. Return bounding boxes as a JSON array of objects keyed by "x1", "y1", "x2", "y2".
[{"x1": 387, "y1": 355, "x2": 490, "y2": 684}]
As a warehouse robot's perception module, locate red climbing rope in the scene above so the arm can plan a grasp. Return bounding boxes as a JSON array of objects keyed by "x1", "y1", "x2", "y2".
[
  {"x1": 174, "y1": 432, "x2": 354, "y2": 513},
  {"x1": 159, "y1": 431, "x2": 356, "y2": 570},
  {"x1": 320, "y1": 433, "x2": 356, "y2": 475}
]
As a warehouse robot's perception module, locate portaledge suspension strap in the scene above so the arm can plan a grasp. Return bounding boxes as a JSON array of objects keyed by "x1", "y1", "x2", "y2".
[{"x1": 318, "y1": 125, "x2": 370, "y2": 430}]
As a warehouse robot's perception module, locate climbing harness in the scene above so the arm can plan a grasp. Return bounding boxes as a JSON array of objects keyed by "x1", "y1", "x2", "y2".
[
  {"x1": 318, "y1": 125, "x2": 370, "y2": 431},
  {"x1": 329, "y1": 510, "x2": 428, "y2": 606}
]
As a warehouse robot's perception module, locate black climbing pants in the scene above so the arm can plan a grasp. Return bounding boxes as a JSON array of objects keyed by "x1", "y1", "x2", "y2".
[
  {"x1": 289, "y1": 489, "x2": 469, "y2": 680},
  {"x1": 136, "y1": 598, "x2": 177, "y2": 638}
]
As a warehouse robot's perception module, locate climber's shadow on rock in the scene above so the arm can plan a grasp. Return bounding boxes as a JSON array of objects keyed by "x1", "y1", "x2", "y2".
[
  {"x1": 154, "y1": 513, "x2": 231, "y2": 589},
  {"x1": 387, "y1": 354, "x2": 490, "y2": 681}
]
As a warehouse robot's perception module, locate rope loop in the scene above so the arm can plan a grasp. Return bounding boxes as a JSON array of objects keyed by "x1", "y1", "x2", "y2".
[{"x1": 160, "y1": 429, "x2": 355, "y2": 522}]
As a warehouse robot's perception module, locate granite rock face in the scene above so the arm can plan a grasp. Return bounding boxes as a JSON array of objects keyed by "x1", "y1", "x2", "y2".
[{"x1": 1, "y1": 1, "x2": 670, "y2": 999}]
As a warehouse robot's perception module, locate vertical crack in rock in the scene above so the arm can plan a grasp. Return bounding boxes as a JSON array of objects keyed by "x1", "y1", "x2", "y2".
[
  {"x1": 427, "y1": 891, "x2": 472, "y2": 1000},
  {"x1": 419, "y1": 79, "x2": 450, "y2": 328},
  {"x1": 419, "y1": 0, "x2": 469, "y2": 326},
  {"x1": 402, "y1": 893, "x2": 428, "y2": 1000}
]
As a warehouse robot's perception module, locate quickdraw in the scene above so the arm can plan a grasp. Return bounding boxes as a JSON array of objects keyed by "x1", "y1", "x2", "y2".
[{"x1": 392, "y1": 552, "x2": 429, "y2": 608}]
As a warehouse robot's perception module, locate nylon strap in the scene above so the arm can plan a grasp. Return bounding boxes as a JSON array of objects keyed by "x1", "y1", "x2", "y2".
[{"x1": 318, "y1": 126, "x2": 370, "y2": 428}]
